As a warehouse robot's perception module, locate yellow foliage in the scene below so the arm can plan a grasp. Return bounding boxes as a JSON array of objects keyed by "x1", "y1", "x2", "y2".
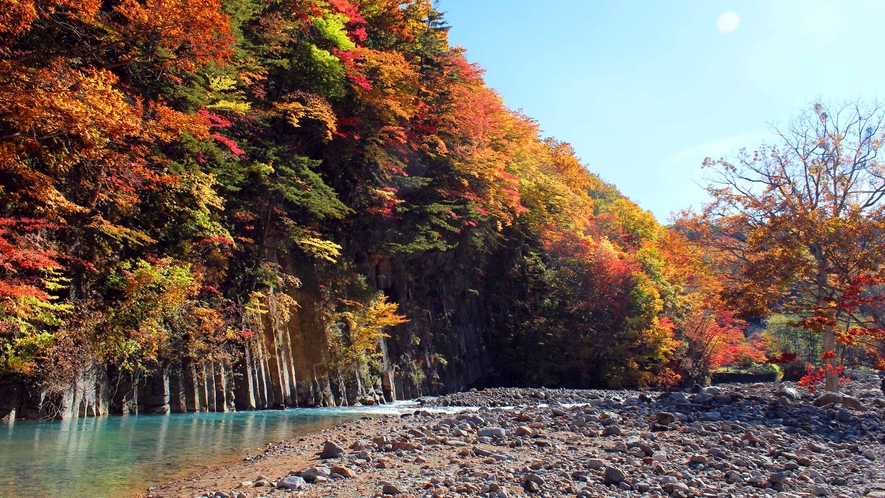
[
  {"x1": 295, "y1": 236, "x2": 342, "y2": 263},
  {"x1": 330, "y1": 294, "x2": 408, "y2": 368},
  {"x1": 209, "y1": 75, "x2": 238, "y2": 92},
  {"x1": 207, "y1": 100, "x2": 251, "y2": 114},
  {"x1": 274, "y1": 92, "x2": 337, "y2": 140}
]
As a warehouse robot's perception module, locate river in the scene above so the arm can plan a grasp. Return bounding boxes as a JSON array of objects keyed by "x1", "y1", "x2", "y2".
[{"x1": 0, "y1": 403, "x2": 419, "y2": 498}]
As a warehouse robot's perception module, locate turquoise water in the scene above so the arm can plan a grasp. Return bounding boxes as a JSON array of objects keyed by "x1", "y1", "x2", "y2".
[{"x1": 0, "y1": 405, "x2": 414, "y2": 498}]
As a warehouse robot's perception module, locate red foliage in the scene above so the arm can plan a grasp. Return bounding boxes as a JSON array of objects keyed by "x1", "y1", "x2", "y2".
[
  {"x1": 767, "y1": 352, "x2": 799, "y2": 364},
  {"x1": 197, "y1": 108, "x2": 232, "y2": 128},
  {"x1": 201, "y1": 285, "x2": 223, "y2": 296},
  {"x1": 211, "y1": 133, "x2": 245, "y2": 155},
  {"x1": 349, "y1": 26, "x2": 368, "y2": 42},
  {"x1": 192, "y1": 236, "x2": 235, "y2": 246},
  {"x1": 328, "y1": 0, "x2": 366, "y2": 24},
  {"x1": 0, "y1": 218, "x2": 64, "y2": 305},
  {"x1": 835, "y1": 274, "x2": 885, "y2": 310},
  {"x1": 793, "y1": 315, "x2": 837, "y2": 333},
  {"x1": 798, "y1": 363, "x2": 847, "y2": 393},
  {"x1": 335, "y1": 50, "x2": 373, "y2": 90}
]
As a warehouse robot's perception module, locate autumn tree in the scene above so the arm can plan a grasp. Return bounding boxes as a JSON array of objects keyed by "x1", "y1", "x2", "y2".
[
  {"x1": 0, "y1": 0, "x2": 697, "y2": 402},
  {"x1": 701, "y1": 101, "x2": 885, "y2": 391}
]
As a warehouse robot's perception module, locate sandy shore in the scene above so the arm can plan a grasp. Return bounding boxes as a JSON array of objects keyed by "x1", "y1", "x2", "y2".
[{"x1": 143, "y1": 378, "x2": 885, "y2": 498}]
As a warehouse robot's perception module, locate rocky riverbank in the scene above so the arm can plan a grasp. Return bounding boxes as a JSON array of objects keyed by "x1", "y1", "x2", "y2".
[{"x1": 144, "y1": 378, "x2": 885, "y2": 498}]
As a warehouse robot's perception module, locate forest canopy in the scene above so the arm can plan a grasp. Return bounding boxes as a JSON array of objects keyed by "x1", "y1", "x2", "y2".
[{"x1": 1, "y1": 0, "x2": 880, "y2": 407}]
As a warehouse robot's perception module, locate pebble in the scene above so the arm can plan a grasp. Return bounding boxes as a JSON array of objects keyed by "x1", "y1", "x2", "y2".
[{"x1": 149, "y1": 378, "x2": 885, "y2": 498}]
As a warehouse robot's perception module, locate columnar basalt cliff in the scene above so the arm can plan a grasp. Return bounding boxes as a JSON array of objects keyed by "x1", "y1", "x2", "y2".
[{"x1": 1, "y1": 265, "x2": 493, "y2": 420}]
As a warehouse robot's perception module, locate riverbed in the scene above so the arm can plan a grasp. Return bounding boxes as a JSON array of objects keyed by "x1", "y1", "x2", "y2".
[
  {"x1": 0, "y1": 403, "x2": 418, "y2": 498},
  {"x1": 148, "y1": 380, "x2": 885, "y2": 498}
]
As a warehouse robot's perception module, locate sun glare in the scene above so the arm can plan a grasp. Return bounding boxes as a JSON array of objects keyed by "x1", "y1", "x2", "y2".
[{"x1": 716, "y1": 11, "x2": 741, "y2": 34}]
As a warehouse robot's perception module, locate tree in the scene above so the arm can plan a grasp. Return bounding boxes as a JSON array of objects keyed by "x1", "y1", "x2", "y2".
[{"x1": 701, "y1": 101, "x2": 885, "y2": 391}]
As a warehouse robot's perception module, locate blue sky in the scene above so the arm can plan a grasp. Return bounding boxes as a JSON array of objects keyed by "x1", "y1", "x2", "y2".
[{"x1": 439, "y1": 0, "x2": 885, "y2": 222}]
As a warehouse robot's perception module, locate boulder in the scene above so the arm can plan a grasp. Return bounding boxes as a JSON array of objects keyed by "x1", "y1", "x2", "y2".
[
  {"x1": 382, "y1": 483, "x2": 402, "y2": 495},
  {"x1": 603, "y1": 466, "x2": 625, "y2": 485},
  {"x1": 840, "y1": 395, "x2": 867, "y2": 411},
  {"x1": 331, "y1": 465, "x2": 355, "y2": 478},
  {"x1": 478, "y1": 427, "x2": 507, "y2": 438},
  {"x1": 779, "y1": 387, "x2": 800, "y2": 400},
  {"x1": 320, "y1": 441, "x2": 345, "y2": 459},
  {"x1": 298, "y1": 466, "x2": 331, "y2": 482},
  {"x1": 656, "y1": 412, "x2": 678, "y2": 425},
  {"x1": 813, "y1": 392, "x2": 842, "y2": 407},
  {"x1": 276, "y1": 476, "x2": 307, "y2": 490}
]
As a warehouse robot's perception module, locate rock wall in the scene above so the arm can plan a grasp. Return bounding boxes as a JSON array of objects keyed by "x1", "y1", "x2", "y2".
[{"x1": 1, "y1": 248, "x2": 497, "y2": 420}]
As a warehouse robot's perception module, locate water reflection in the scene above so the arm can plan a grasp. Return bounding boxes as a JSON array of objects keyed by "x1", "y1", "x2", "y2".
[{"x1": 0, "y1": 408, "x2": 373, "y2": 498}]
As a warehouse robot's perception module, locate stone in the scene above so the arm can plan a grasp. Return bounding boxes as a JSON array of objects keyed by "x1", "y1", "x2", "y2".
[
  {"x1": 523, "y1": 474, "x2": 545, "y2": 486},
  {"x1": 779, "y1": 387, "x2": 800, "y2": 400},
  {"x1": 320, "y1": 441, "x2": 345, "y2": 459},
  {"x1": 768, "y1": 472, "x2": 787, "y2": 484},
  {"x1": 652, "y1": 452, "x2": 668, "y2": 462},
  {"x1": 382, "y1": 483, "x2": 402, "y2": 495},
  {"x1": 813, "y1": 393, "x2": 842, "y2": 407},
  {"x1": 603, "y1": 466, "x2": 626, "y2": 485},
  {"x1": 392, "y1": 441, "x2": 421, "y2": 451},
  {"x1": 812, "y1": 484, "x2": 829, "y2": 496},
  {"x1": 863, "y1": 448, "x2": 877, "y2": 460},
  {"x1": 665, "y1": 482, "x2": 691, "y2": 495},
  {"x1": 689, "y1": 454, "x2": 708, "y2": 464},
  {"x1": 807, "y1": 442, "x2": 827, "y2": 453},
  {"x1": 276, "y1": 476, "x2": 307, "y2": 490},
  {"x1": 587, "y1": 459, "x2": 606, "y2": 470},
  {"x1": 299, "y1": 466, "x2": 331, "y2": 482},
  {"x1": 478, "y1": 427, "x2": 507, "y2": 438},
  {"x1": 602, "y1": 425, "x2": 622, "y2": 436},
  {"x1": 835, "y1": 409, "x2": 851, "y2": 422},
  {"x1": 331, "y1": 465, "x2": 355, "y2": 478},
  {"x1": 656, "y1": 412, "x2": 678, "y2": 425},
  {"x1": 840, "y1": 395, "x2": 867, "y2": 411},
  {"x1": 462, "y1": 415, "x2": 487, "y2": 427},
  {"x1": 514, "y1": 426, "x2": 533, "y2": 437}
]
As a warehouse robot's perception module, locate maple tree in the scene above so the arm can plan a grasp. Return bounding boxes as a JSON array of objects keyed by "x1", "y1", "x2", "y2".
[
  {"x1": 700, "y1": 101, "x2": 885, "y2": 391},
  {"x1": 0, "y1": 218, "x2": 69, "y2": 374}
]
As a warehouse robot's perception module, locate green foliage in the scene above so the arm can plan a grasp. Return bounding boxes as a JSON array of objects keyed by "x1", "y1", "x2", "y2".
[
  {"x1": 98, "y1": 259, "x2": 199, "y2": 371},
  {"x1": 308, "y1": 45, "x2": 347, "y2": 96},
  {"x1": 761, "y1": 314, "x2": 822, "y2": 363},
  {"x1": 312, "y1": 13, "x2": 356, "y2": 51}
]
